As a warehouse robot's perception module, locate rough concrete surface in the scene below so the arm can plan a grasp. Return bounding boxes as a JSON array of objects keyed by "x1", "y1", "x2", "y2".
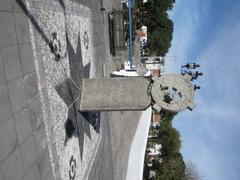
[{"x1": 80, "y1": 77, "x2": 151, "y2": 111}]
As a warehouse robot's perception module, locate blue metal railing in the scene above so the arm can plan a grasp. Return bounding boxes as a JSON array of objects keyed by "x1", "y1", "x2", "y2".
[{"x1": 128, "y1": 0, "x2": 135, "y2": 68}]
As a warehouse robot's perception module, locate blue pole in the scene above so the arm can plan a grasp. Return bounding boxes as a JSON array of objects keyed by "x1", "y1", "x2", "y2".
[{"x1": 128, "y1": 0, "x2": 133, "y2": 68}]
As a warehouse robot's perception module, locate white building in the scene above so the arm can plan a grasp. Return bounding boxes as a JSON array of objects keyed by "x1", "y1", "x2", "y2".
[
  {"x1": 140, "y1": 25, "x2": 147, "y2": 43},
  {"x1": 148, "y1": 144, "x2": 162, "y2": 157},
  {"x1": 110, "y1": 61, "x2": 151, "y2": 77},
  {"x1": 142, "y1": 56, "x2": 165, "y2": 72}
]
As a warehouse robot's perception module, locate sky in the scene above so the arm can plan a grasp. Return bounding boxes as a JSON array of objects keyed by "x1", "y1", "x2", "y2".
[{"x1": 165, "y1": 0, "x2": 240, "y2": 179}]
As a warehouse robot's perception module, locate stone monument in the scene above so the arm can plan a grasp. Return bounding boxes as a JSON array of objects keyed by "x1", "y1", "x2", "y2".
[{"x1": 79, "y1": 72, "x2": 198, "y2": 113}]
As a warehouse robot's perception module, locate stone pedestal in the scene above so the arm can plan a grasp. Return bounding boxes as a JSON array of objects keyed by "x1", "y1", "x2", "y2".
[
  {"x1": 79, "y1": 74, "x2": 196, "y2": 113},
  {"x1": 79, "y1": 77, "x2": 151, "y2": 111}
]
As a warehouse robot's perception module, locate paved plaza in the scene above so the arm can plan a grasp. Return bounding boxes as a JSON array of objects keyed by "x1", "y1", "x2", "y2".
[{"x1": 0, "y1": 0, "x2": 143, "y2": 180}]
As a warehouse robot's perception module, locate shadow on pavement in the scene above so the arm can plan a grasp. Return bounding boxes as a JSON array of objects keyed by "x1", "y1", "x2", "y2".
[
  {"x1": 16, "y1": 0, "x2": 65, "y2": 61},
  {"x1": 16, "y1": 0, "x2": 100, "y2": 160}
]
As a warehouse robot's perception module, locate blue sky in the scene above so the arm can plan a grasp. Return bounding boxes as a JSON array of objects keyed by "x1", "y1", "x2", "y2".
[{"x1": 166, "y1": 0, "x2": 240, "y2": 179}]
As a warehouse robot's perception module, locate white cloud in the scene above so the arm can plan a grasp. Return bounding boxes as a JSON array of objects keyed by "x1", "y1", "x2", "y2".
[
  {"x1": 197, "y1": 13, "x2": 240, "y2": 118},
  {"x1": 170, "y1": 1, "x2": 240, "y2": 179},
  {"x1": 166, "y1": 1, "x2": 201, "y2": 72}
]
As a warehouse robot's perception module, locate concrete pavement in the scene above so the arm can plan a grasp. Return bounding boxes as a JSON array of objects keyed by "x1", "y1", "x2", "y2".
[{"x1": 0, "y1": 0, "x2": 48, "y2": 179}]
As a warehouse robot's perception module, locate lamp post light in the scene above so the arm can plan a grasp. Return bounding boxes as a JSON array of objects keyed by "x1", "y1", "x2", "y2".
[
  {"x1": 181, "y1": 62, "x2": 203, "y2": 92},
  {"x1": 182, "y1": 63, "x2": 200, "y2": 69},
  {"x1": 181, "y1": 63, "x2": 201, "y2": 76},
  {"x1": 189, "y1": 71, "x2": 203, "y2": 80},
  {"x1": 194, "y1": 85, "x2": 201, "y2": 90}
]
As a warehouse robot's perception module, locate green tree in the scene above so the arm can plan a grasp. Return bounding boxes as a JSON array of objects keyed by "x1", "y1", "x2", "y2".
[
  {"x1": 147, "y1": 16, "x2": 173, "y2": 56},
  {"x1": 143, "y1": 108, "x2": 188, "y2": 179},
  {"x1": 142, "y1": 0, "x2": 175, "y2": 56},
  {"x1": 155, "y1": 0, "x2": 176, "y2": 12},
  {"x1": 157, "y1": 126, "x2": 181, "y2": 158},
  {"x1": 156, "y1": 157, "x2": 186, "y2": 180},
  {"x1": 143, "y1": 160, "x2": 150, "y2": 179}
]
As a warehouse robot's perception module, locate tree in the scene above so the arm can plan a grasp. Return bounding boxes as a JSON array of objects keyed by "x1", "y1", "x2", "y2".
[
  {"x1": 184, "y1": 161, "x2": 203, "y2": 180},
  {"x1": 143, "y1": 160, "x2": 150, "y2": 179},
  {"x1": 157, "y1": 126, "x2": 181, "y2": 157},
  {"x1": 145, "y1": 14, "x2": 174, "y2": 56},
  {"x1": 151, "y1": 159, "x2": 161, "y2": 170},
  {"x1": 145, "y1": 0, "x2": 175, "y2": 12},
  {"x1": 155, "y1": 153, "x2": 186, "y2": 180},
  {"x1": 156, "y1": 0, "x2": 176, "y2": 12}
]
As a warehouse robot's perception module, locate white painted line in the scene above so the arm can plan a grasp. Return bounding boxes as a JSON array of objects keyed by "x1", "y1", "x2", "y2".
[{"x1": 84, "y1": 134, "x2": 103, "y2": 179}]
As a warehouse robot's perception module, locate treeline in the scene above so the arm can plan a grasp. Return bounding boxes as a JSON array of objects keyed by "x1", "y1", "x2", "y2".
[
  {"x1": 144, "y1": 111, "x2": 201, "y2": 180},
  {"x1": 155, "y1": 112, "x2": 186, "y2": 179},
  {"x1": 144, "y1": 112, "x2": 186, "y2": 179},
  {"x1": 138, "y1": 0, "x2": 175, "y2": 56}
]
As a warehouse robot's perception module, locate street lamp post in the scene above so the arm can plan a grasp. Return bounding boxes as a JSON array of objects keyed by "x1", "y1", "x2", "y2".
[
  {"x1": 182, "y1": 63, "x2": 200, "y2": 69},
  {"x1": 181, "y1": 63, "x2": 203, "y2": 92},
  {"x1": 181, "y1": 63, "x2": 203, "y2": 80},
  {"x1": 128, "y1": 0, "x2": 133, "y2": 68}
]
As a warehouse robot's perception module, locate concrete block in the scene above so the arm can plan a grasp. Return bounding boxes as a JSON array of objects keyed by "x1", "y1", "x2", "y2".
[
  {"x1": 0, "y1": 12, "x2": 17, "y2": 46},
  {"x1": 0, "y1": 118, "x2": 17, "y2": 161},
  {"x1": 43, "y1": 170, "x2": 55, "y2": 180},
  {"x1": 1, "y1": 45, "x2": 22, "y2": 81},
  {"x1": 19, "y1": 136, "x2": 37, "y2": 173},
  {"x1": 0, "y1": 52, "x2": 5, "y2": 84},
  {"x1": 79, "y1": 78, "x2": 151, "y2": 111},
  {"x1": 24, "y1": 73, "x2": 38, "y2": 101},
  {"x1": 0, "y1": 84, "x2": 11, "y2": 123},
  {"x1": 13, "y1": 108, "x2": 32, "y2": 144},
  {"x1": 21, "y1": 163, "x2": 41, "y2": 180},
  {"x1": 1, "y1": 149, "x2": 24, "y2": 180},
  {"x1": 0, "y1": 0, "x2": 12, "y2": 11},
  {"x1": 19, "y1": 44, "x2": 35, "y2": 75},
  {"x1": 28, "y1": 97, "x2": 43, "y2": 131},
  {"x1": 8, "y1": 77, "x2": 27, "y2": 113},
  {"x1": 0, "y1": 166, "x2": 3, "y2": 180},
  {"x1": 14, "y1": 13, "x2": 31, "y2": 44}
]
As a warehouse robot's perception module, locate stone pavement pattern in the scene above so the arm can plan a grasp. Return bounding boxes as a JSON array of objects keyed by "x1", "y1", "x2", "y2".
[{"x1": 0, "y1": 0, "x2": 143, "y2": 180}]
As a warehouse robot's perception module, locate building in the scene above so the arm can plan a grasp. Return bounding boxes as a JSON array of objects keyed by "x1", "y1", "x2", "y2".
[
  {"x1": 140, "y1": 26, "x2": 147, "y2": 42},
  {"x1": 147, "y1": 144, "x2": 162, "y2": 161},
  {"x1": 150, "y1": 69, "x2": 161, "y2": 77},
  {"x1": 152, "y1": 113, "x2": 161, "y2": 125},
  {"x1": 142, "y1": 56, "x2": 165, "y2": 72}
]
